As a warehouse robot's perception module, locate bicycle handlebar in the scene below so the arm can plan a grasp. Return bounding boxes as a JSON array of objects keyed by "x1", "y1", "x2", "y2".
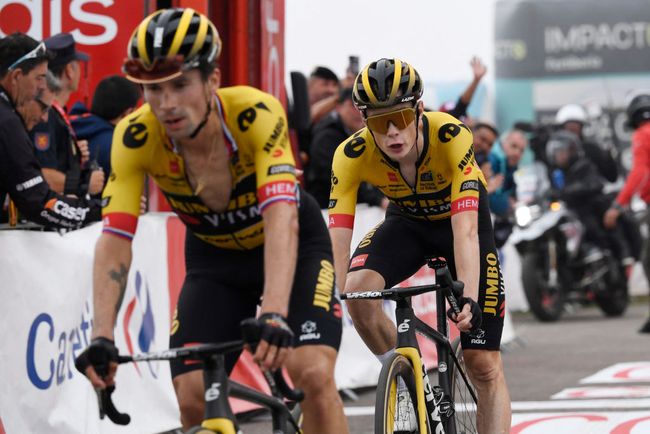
[
  {"x1": 340, "y1": 261, "x2": 464, "y2": 304},
  {"x1": 96, "y1": 321, "x2": 304, "y2": 426}
]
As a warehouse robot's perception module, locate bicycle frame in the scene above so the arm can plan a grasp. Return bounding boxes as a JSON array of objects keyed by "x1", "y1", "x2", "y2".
[
  {"x1": 394, "y1": 288, "x2": 456, "y2": 434},
  {"x1": 200, "y1": 352, "x2": 298, "y2": 433},
  {"x1": 100, "y1": 342, "x2": 302, "y2": 434},
  {"x1": 343, "y1": 260, "x2": 478, "y2": 434}
]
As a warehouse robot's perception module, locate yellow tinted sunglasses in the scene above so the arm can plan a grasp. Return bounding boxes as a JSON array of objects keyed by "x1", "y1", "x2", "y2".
[{"x1": 366, "y1": 107, "x2": 417, "y2": 134}]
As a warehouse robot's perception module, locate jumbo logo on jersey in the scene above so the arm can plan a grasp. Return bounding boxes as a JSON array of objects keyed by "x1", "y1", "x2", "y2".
[
  {"x1": 123, "y1": 123, "x2": 148, "y2": 149},
  {"x1": 457, "y1": 147, "x2": 474, "y2": 172},
  {"x1": 344, "y1": 132, "x2": 366, "y2": 158},
  {"x1": 438, "y1": 123, "x2": 462, "y2": 143},
  {"x1": 122, "y1": 270, "x2": 158, "y2": 378},
  {"x1": 237, "y1": 102, "x2": 270, "y2": 132}
]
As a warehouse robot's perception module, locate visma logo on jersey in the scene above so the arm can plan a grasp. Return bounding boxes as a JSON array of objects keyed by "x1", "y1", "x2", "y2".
[{"x1": 25, "y1": 270, "x2": 157, "y2": 389}]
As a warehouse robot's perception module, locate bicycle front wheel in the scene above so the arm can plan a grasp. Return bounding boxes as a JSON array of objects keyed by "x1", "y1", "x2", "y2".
[
  {"x1": 375, "y1": 353, "x2": 425, "y2": 434},
  {"x1": 448, "y1": 338, "x2": 478, "y2": 434}
]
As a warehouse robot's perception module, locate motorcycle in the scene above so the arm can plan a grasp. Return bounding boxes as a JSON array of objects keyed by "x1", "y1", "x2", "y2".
[{"x1": 509, "y1": 162, "x2": 629, "y2": 321}]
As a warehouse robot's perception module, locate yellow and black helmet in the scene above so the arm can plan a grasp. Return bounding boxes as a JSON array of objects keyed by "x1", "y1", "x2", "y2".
[
  {"x1": 123, "y1": 8, "x2": 221, "y2": 84},
  {"x1": 352, "y1": 58, "x2": 423, "y2": 112}
]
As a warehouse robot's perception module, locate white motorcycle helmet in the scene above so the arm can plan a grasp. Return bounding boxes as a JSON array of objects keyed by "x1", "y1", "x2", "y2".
[{"x1": 555, "y1": 104, "x2": 587, "y2": 126}]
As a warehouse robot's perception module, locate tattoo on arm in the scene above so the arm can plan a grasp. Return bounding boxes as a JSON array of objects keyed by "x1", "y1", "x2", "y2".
[{"x1": 109, "y1": 264, "x2": 128, "y2": 314}]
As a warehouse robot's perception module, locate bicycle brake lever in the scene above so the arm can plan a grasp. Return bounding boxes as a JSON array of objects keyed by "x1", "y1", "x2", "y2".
[
  {"x1": 273, "y1": 370, "x2": 304, "y2": 402},
  {"x1": 97, "y1": 385, "x2": 131, "y2": 425}
]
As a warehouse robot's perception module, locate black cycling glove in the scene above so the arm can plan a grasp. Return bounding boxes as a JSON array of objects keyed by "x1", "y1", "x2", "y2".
[
  {"x1": 75, "y1": 337, "x2": 119, "y2": 378},
  {"x1": 447, "y1": 297, "x2": 483, "y2": 335},
  {"x1": 258, "y1": 313, "x2": 294, "y2": 349}
]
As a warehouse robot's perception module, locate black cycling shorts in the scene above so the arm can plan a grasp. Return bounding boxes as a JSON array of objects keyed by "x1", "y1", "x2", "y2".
[
  {"x1": 349, "y1": 185, "x2": 505, "y2": 351},
  {"x1": 170, "y1": 192, "x2": 342, "y2": 378}
]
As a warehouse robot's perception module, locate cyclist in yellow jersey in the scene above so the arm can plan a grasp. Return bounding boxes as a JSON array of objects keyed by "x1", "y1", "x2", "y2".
[
  {"x1": 75, "y1": 9, "x2": 348, "y2": 433},
  {"x1": 330, "y1": 58, "x2": 511, "y2": 433}
]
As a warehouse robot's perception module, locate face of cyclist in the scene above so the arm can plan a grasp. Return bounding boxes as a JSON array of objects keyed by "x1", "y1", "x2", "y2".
[
  {"x1": 143, "y1": 69, "x2": 219, "y2": 140},
  {"x1": 365, "y1": 101, "x2": 422, "y2": 161}
]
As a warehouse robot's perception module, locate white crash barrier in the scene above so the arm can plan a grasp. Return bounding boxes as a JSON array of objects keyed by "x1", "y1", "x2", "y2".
[
  {"x1": 0, "y1": 207, "x2": 518, "y2": 433},
  {"x1": 0, "y1": 214, "x2": 179, "y2": 434}
]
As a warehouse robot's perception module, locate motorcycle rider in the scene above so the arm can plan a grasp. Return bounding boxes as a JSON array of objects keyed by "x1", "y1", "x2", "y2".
[
  {"x1": 555, "y1": 104, "x2": 619, "y2": 182},
  {"x1": 546, "y1": 130, "x2": 636, "y2": 271}
]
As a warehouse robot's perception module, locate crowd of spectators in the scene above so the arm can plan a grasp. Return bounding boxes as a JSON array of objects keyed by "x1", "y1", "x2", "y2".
[{"x1": 0, "y1": 32, "x2": 140, "y2": 230}]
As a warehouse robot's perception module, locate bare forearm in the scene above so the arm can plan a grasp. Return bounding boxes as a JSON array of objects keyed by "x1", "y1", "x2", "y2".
[
  {"x1": 92, "y1": 233, "x2": 133, "y2": 339},
  {"x1": 41, "y1": 168, "x2": 65, "y2": 194},
  {"x1": 459, "y1": 78, "x2": 480, "y2": 106},
  {"x1": 261, "y1": 203, "x2": 299, "y2": 316},
  {"x1": 451, "y1": 212, "x2": 480, "y2": 301},
  {"x1": 330, "y1": 228, "x2": 353, "y2": 292}
]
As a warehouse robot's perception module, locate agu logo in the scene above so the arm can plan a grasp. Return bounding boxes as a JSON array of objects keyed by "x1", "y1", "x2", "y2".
[{"x1": 123, "y1": 271, "x2": 158, "y2": 378}]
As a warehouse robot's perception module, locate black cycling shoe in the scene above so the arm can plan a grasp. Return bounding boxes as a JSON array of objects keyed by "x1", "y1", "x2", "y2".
[{"x1": 639, "y1": 317, "x2": 650, "y2": 334}]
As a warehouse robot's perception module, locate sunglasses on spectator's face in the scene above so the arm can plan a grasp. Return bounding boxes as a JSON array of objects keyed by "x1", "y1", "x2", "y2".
[
  {"x1": 365, "y1": 107, "x2": 417, "y2": 135},
  {"x1": 7, "y1": 42, "x2": 47, "y2": 71}
]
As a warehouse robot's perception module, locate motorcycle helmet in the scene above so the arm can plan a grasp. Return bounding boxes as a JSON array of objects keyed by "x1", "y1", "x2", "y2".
[
  {"x1": 546, "y1": 130, "x2": 583, "y2": 169},
  {"x1": 352, "y1": 58, "x2": 423, "y2": 113},
  {"x1": 555, "y1": 104, "x2": 587, "y2": 126},
  {"x1": 626, "y1": 94, "x2": 650, "y2": 129}
]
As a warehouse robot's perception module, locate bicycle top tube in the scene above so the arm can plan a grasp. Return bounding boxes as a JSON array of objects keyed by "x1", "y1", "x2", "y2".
[{"x1": 341, "y1": 264, "x2": 464, "y2": 302}]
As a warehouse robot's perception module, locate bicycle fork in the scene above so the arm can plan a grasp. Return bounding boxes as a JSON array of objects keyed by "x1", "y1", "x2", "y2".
[{"x1": 395, "y1": 300, "x2": 447, "y2": 434}]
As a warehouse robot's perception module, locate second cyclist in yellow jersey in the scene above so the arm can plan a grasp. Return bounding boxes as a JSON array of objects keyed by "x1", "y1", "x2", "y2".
[
  {"x1": 330, "y1": 58, "x2": 511, "y2": 432},
  {"x1": 329, "y1": 110, "x2": 486, "y2": 228}
]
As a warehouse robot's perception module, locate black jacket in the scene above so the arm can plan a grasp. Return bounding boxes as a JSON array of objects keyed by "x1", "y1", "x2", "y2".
[
  {"x1": 306, "y1": 112, "x2": 384, "y2": 209},
  {"x1": 0, "y1": 87, "x2": 100, "y2": 229}
]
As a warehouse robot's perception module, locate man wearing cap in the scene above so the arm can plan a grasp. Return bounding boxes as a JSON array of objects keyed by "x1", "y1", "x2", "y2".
[
  {"x1": 0, "y1": 32, "x2": 100, "y2": 229},
  {"x1": 30, "y1": 32, "x2": 104, "y2": 201}
]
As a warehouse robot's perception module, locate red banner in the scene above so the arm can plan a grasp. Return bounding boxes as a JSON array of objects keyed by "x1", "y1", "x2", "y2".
[
  {"x1": 260, "y1": 0, "x2": 285, "y2": 105},
  {"x1": 0, "y1": 1, "x2": 145, "y2": 105}
]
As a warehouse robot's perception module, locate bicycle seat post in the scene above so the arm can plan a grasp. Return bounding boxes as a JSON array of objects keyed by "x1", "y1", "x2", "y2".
[{"x1": 201, "y1": 353, "x2": 237, "y2": 426}]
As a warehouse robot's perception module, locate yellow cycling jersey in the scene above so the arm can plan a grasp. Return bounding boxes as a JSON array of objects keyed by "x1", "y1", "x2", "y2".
[
  {"x1": 328, "y1": 111, "x2": 486, "y2": 228},
  {"x1": 102, "y1": 85, "x2": 297, "y2": 250}
]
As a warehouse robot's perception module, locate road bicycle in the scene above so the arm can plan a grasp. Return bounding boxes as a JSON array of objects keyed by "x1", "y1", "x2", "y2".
[
  {"x1": 341, "y1": 258, "x2": 478, "y2": 434},
  {"x1": 92, "y1": 319, "x2": 303, "y2": 434}
]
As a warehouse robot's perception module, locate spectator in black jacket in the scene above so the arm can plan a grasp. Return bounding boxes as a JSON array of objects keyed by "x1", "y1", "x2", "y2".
[
  {"x1": 555, "y1": 103, "x2": 618, "y2": 182},
  {"x1": 306, "y1": 87, "x2": 385, "y2": 209},
  {"x1": 0, "y1": 33, "x2": 100, "y2": 229}
]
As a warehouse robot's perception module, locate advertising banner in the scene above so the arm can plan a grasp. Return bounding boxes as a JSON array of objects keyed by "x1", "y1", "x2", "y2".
[
  {"x1": 0, "y1": 208, "x2": 517, "y2": 432},
  {"x1": 494, "y1": 0, "x2": 650, "y2": 165},
  {"x1": 0, "y1": 1, "x2": 145, "y2": 103},
  {"x1": 0, "y1": 216, "x2": 179, "y2": 434}
]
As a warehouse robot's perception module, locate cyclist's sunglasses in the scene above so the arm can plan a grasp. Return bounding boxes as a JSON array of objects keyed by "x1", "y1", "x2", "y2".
[
  {"x1": 123, "y1": 55, "x2": 193, "y2": 84},
  {"x1": 7, "y1": 42, "x2": 47, "y2": 71},
  {"x1": 365, "y1": 107, "x2": 417, "y2": 135}
]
